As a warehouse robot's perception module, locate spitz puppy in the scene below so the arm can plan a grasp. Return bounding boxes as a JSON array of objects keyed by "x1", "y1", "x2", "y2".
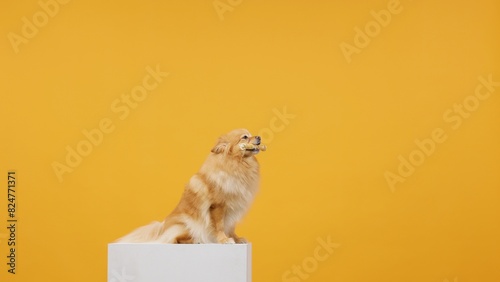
[{"x1": 116, "y1": 128, "x2": 265, "y2": 244}]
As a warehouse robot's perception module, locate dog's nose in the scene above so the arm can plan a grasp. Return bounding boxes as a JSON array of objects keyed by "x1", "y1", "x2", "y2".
[{"x1": 254, "y1": 136, "x2": 261, "y2": 145}]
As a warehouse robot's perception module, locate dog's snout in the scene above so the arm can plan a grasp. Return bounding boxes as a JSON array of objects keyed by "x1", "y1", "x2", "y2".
[{"x1": 254, "y1": 136, "x2": 261, "y2": 145}]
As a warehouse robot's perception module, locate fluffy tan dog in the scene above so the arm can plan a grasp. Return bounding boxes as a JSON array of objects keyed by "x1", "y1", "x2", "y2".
[{"x1": 116, "y1": 129, "x2": 265, "y2": 244}]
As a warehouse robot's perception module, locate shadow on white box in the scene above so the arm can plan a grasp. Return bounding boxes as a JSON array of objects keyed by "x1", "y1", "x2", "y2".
[{"x1": 108, "y1": 243, "x2": 252, "y2": 282}]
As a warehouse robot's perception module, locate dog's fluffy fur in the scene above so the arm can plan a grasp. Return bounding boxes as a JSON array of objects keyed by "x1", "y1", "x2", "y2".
[{"x1": 115, "y1": 129, "x2": 262, "y2": 244}]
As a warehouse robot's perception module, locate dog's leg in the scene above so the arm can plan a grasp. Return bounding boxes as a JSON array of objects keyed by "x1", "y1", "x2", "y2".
[
  {"x1": 228, "y1": 228, "x2": 248, "y2": 244},
  {"x1": 209, "y1": 204, "x2": 235, "y2": 244},
  {"x1": 230, "y1": 234, "x2": 247, "y2": 244},
  {"x1": 174, "y1": 232, "x2": 194, "y2": 244},
  {"x1": 156, "y1": 220, "x2": 192, "y2": 244}
]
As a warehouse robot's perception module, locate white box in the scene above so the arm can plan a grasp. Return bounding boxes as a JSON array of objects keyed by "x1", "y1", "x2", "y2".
[{"x1": 108, "y1": 243, "x2": 252, "y2": 282}]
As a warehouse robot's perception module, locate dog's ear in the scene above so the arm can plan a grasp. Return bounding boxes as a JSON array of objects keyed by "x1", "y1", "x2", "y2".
[{"x1": 211, "y1": 138, "x2": 229, "y2": 154}]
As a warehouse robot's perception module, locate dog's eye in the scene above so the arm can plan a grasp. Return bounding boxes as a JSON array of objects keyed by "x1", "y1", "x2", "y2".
[{"x1": 242, "y1": 135, "x2": 249, "y2": 140}]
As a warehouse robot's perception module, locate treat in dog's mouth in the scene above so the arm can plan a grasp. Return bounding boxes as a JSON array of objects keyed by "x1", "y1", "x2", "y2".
[{"x1": 239, "y1": 143, "x2": 267, "y2": 152}]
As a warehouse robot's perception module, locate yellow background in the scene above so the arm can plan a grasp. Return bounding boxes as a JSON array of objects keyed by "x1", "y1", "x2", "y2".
[{"x1": 1, "y1": 0, "x2": 499, "y2": 281}]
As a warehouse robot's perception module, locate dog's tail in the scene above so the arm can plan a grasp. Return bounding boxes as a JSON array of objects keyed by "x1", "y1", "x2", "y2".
[
  {"x1": 115, "y1": 221, "x2": 165, "y2": 243},
  {"x1": 114, "y1": 219, "x2": 188, "y2": 243}
]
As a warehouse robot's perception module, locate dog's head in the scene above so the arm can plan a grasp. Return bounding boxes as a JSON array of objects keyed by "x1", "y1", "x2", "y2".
[{"x1": 211, "y1": 129, "x2": 264, "y2": 158}]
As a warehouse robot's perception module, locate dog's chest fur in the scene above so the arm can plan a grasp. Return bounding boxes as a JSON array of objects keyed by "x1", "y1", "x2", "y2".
[{"x1": 196, "y1": 156, "x2": 259, "y2": 232}]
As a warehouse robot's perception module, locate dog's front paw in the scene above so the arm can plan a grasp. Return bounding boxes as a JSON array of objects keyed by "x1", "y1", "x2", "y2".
[
  {"x1": 234, "y1": 237, "x2": 248, "y2": 244},
  {"x1": 221, "y1": 237, "x2": 235, "y2": 244}
]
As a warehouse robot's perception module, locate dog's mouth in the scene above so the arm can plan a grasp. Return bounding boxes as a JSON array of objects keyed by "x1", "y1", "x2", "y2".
[{"x1": 239, "y1": 143, "x2": 267, "y2": 153}]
